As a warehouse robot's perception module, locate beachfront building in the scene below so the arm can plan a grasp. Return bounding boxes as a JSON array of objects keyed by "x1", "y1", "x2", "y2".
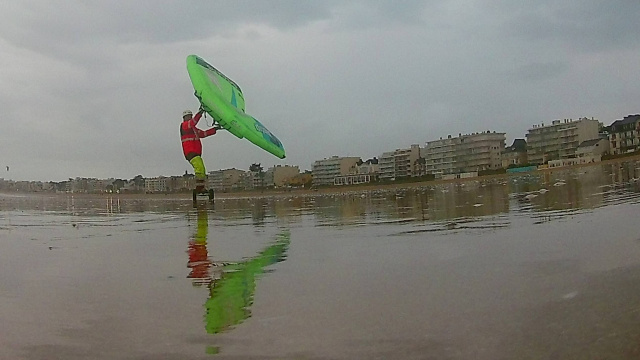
[
  {"x1": 424, "y1": 136, "x2": 459, "y2": 177},
  {"x1": 609, "y1": 114, "x2": 640, "y2": 155},
  {"x1": 424, "y1": 131, "x2": 505, "y2": 176},
  {"x1": 249, "y1": 170, "x2": 264, "y2": 189},
  {"x1": 378, "y1": 145, "x2": 422, "y2": 181},
  {"x1": 396, "y1": 145, "x2": 422, "y2": 178},
  {"x1": 548, "y1": 137, "x2": 609, "y2": 168},
  {"x1": 208, "y1": 168, "x2": 247, "y2": 191},
  {"x1": 414, "y1": 157, "x2": 426, "y2": 177},
  {"x1": 287, "y1": 172, "x2": 313, "y2": 187},
  {"x1": 378, "y1": 152, "x2": 396, "y2": 181},
  {"x1": 576, "y1": 138, "x2": 610, "y2": 160},
  {"x1": 165, "y1": 174, "x2": 194, "y2": 192},
  {"x1": 65, "y1": 177, "x2": 116, "y2": 193},
  {"x1": 526, "y1": 117, "x2": 600, "y2": 164},
  {"x1": 312, "y1": 156, "x2": 360, "y2": 187},
  {"x1": 334, "y1": 158, "x2": 379, "y2": 185},
  {"x1": 456, "y1": 131, "x2": 506, "y2": 173},
  {"x1": 502, "y1": 139, "x2": 528, "y2": 168},
  {"x1": 0, "y1": 179, "x2": 50, "y2": 192},
  {"x1": 145, "y1": 177, "x2": 169, "y2": 193},
  {"x1": 263, "y1": 165, "x2": 300, "y2": 188}
]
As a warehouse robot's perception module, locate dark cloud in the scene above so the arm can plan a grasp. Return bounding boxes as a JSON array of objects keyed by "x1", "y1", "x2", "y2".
[{"x1": 0, "y1": 1, "x2": 431, "y2": 46}]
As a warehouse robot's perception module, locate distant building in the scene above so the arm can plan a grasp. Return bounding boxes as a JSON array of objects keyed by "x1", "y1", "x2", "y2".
[
  {"x1": 68, "y1": 177, "x2": 111, "y2": 193},
  {"x1": 526, "y1": 117, "x2": 600, "y2": 164},
  {"x1": 250, "y1": 171, "x2": 264, "y2": 189},
  {"x1": 208, "y1": 168, "x2": 247, "y2": 191},
  {"x1": 424, "y1": 131, "x2": 505, "y2": 176},
  {"x1": 575, "y1": 138, "x2": 610, "y2": 164},
  {"x1": 456, "y1": 131, "x2": 506, "y2": 173},
  {"x1": 413, "y1": 157, "x2": 426, "y2": 177},
  {"x1": 312, "y1": 156, "x2": 360, "y2": 187},
  {"x1": 378, "y1": 145, "x2": 422, "y2": 181},
  {"x1": 145, "y1": 177, "x2": 169, "y2": 193},
  {"x1": 502, "y1": 139, "x2": 528, "y2": 168},
  {"x1": 547, "y1": 158, "x2": 581, "y2": 168},
  {"x1": 609, "y1": 114, "x2": 640, "y2": 155},
  {"x1": 238, "y1": 172, "x2": 255, "y2": 190},
  {"x1": 334, "y1": 158, "x2": 379, "y2": 185},
  {"x1": 288, "y1": 173, "x2": 313, "y2": 187},
  {"x1": 423, "y1": 136, "x2": 459, "y2": 177},
  {"x1": 263, "y1": 165, "x2": 300, "y2": 188},
  {"x1": 378, "y1": 151, "x2": 396, "y2": 181},
  {"x1": 358, "y1": 158, "x2": 379, "y2": 175},
  {"x1": 168, "y1": 173, "x2": 195, "y2": 192}
]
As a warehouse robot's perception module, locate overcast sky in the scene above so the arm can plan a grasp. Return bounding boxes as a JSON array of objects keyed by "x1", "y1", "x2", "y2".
[{"x1": 1, "y1": 1, "x2": 639, "y2": 181}]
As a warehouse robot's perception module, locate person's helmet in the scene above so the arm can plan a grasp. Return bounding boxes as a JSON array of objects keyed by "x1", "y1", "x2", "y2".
[{"x1": 182, "y1": 109, "x2": 193, "y2": 117}]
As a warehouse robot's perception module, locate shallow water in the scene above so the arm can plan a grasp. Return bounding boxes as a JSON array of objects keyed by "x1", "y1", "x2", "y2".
[{"x1": 1, "y1": 160, "x2": 640, "y2": 359}]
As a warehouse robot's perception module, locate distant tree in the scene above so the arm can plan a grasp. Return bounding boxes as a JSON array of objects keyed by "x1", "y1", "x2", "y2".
[
  {"x1": 131, "y1": 175, "x2": 145, "y2": 189},
  {"x1": 112, "y1": 179, "x2": 125, "y2": 191},
  {"x1": 249, "y1": 163, "x2": 263, "y2": 172}
]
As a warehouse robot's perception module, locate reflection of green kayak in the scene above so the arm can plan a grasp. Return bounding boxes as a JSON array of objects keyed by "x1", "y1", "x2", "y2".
[
  {"x1": 186, "y1": 55, "x2": 285, "y2": 159},
  {"x1": 204, "y1": 230, "x2": 290, "y2": 334}
]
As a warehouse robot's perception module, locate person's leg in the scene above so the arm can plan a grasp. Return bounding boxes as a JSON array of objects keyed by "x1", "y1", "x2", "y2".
[{"x1": 189, "y1": 156, "x2": 207, "y2": 191}]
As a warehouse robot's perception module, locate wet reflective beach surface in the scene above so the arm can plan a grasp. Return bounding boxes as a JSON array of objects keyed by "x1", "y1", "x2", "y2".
[{"x1": 1, "y1": 160, "x2": 640, "y2": 359}]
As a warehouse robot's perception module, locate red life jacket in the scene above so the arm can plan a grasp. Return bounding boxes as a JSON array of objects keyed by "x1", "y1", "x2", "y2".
[
  {"x1": 181, "y1": 111, "x2": 216, "y2": 160},
  {"x1": 180, "y1": 120, "x2": 203, "y2": 161}
]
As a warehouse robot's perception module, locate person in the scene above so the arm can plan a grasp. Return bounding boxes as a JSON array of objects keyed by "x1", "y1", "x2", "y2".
[{"x1": 180, "y1": 108, "x2": 218, "y2": 192}]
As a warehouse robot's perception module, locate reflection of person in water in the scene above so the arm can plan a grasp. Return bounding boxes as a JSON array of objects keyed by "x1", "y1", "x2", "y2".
[
  {"x1": 204, "y1": 230, "x2": 290, "y2": 334},
  {"x1": 184, "y1": 206, "x2": 291, "y2": 334},
  {"x1": 187, "y1": 206, "x2": 211, "y2": 286}
]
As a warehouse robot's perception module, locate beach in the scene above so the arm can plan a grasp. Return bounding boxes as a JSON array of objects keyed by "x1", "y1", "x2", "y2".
[{"x1": 1, "y1": 160, "x2": 640, "y2": 359}]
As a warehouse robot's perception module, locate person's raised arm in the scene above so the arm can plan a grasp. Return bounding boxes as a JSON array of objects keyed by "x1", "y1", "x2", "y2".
[
  {"x1": 191, "y1": 110, "x2": 204, "y2": 126},
  {"x1": 195, "y1": 127, "x2": 216, "y2": 138}
]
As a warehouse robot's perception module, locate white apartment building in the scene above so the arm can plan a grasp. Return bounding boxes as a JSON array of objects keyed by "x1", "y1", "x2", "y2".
[
  {"x1": 456, "y1": 132, "x2": 506, "y2": 173},
  {"x1": 424, "y1": 131, "x2": 505, "y2": 175},
  {"x1": 334, "y1": 159, "x2": 379, "y2": 185},
  {"x1": 396, "y1": 144, "x2": 422, "y2": 177},
  {"x1": 144, "y1": 177, "x2": 168, "y2": 193},
  {"x1": 378, "y1": 152, "x2": 396, "y2": 181},
  {"x1": 208, "y1": 168, "x2": 247, "y2": 191},
  {"x1": 424, "y1": 136, "x2": 459, "y2": 176},
  {"x1": 378, "y1": 145, "x2": 422, "y2": 181},
  {"x1": 312, "y1": 156, "x2": 360, "y2": 187},
  {"x1": 526, "y1": 117, "x2": 600, "y2": 164}
]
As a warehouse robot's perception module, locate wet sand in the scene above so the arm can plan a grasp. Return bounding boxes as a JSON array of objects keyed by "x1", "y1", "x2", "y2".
[{"x1": 1, "y1": 160, "x2": 640, "y2": 359}]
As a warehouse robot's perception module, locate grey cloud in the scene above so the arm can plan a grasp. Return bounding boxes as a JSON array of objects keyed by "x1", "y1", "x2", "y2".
[
  {"x1": 0, "y1": 1, "x2": 431, "y2": 47},
  {"x1": 0, "y1": 1, "x2": 434, "y2": 70},
  {"x1": 508, "y1": 62, "x2": 570, "y2": 81},
  {"x1": 494, "y1": 1, "x2": 640, "y2": 52}
]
